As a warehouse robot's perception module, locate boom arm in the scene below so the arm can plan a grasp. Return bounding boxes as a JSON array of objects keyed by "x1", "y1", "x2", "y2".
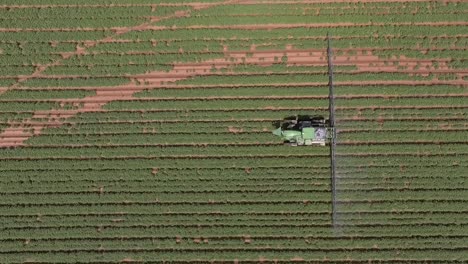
[{"x1": 327, "y1": 32, "x2": 338, "y2": 227}]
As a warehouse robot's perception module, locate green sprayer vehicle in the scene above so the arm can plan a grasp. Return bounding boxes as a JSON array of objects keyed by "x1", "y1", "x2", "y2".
[
  {"x1": 272, "y1": 115, "x2": 334, "y2": 146},
  {"x1": 272, "y1": 33, "x2": 336, "y2": 148},
  {"x1": 272, "y1": 33, "x2": 339, "y2": 226}
]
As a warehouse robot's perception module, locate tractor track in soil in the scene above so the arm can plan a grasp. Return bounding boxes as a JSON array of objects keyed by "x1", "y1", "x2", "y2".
[{"x1": 1, "y1": 22, "x2": 467, "y2": 32}]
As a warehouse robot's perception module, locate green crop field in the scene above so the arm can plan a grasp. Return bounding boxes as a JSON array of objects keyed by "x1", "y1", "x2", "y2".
[{"x1": 0, "y1": 0, "x2": 467, "y2": 263}]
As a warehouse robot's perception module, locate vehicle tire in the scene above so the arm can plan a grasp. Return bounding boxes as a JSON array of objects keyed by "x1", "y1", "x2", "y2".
[{"x1": 311, "y1": 116, "x2": 325, "y2": 123}]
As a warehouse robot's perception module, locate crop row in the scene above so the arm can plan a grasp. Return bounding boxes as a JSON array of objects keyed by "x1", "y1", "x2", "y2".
[
  {"x1": 1, "y1": 36, "x2": 466, "y2": 56},
  {"x1": 4, "y1": 182, "x2": 466, "y2": 197},
  {"x1": 4, "y1": 151, "x2": 465, "y2": 161},
  {"x1": 1, "y1": 1, "x2": 464, "y2": 16},
  {"x1": 0, "y1": 6, "x2": 185, "y2": 19},
  {"x1": 0, "y1": 236, "x2": 467, "y2": 254},
  {"x1": 15, "y1": 130, "x2": 465, "y2": 145},
  {"x1": 2, "y1": 143, "x2": 467, "y2": 157},
  {"x1": 1, "y1": 210, "x2": 466, "y2": 227},
  {"x1": 155, "y1": 14, "x2": 467, "y2": 27},
  {"x1": 0, "y1": 248, "x2": 466, "y2": 263},
  {"x1": 1, "y1": 25, "x2": 465, "y2": 43},
  {"x1": 116, "y1": 26, "x2": 467, "y2": 42},
  {"x1": 1, "y1": 189, "x2": 466, "y2": 205},
  {"x1": 4, "y1": 221, "x2": 466, "y2": 232},
  {"x1": 0, "y1": 157, "x2": 463, "y2": 173},
  {"x1": 3, "y1": 85, "x2": 466, "y2": 100},
  {"x1": 0, "y1": 0, "x2": 466, "y2": 262},
  {"x1": 3, "y1": 119, "x2": 464, "y2": 138},
  {"x1": 0, "y1": 14, "x2": 466, "y2": 30}
]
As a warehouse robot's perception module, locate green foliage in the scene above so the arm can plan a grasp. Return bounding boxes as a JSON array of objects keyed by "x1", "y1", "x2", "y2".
[
  {"x1": 0, "y1": 0, "x2": 467, "y2": 262},
  {"x1": 135, "y1": 86, "x2": 330, "y2": 98},
  {"x1": 21, "y1": 77, "x2": 129, "y2": 87},
  {"x1": 0, "y1": 89, "x2": 95, "y2": 99}
]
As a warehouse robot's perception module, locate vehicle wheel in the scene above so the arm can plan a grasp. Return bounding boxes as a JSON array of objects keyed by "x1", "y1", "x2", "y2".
[{"x1": 311, "y1": 116, "x2": 325, "y2": 123}]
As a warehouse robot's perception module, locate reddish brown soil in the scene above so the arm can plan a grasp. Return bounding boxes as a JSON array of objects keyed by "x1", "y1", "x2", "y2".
[{"x1": 0, "y1": 0, "x2": 245, "y2": 147}]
